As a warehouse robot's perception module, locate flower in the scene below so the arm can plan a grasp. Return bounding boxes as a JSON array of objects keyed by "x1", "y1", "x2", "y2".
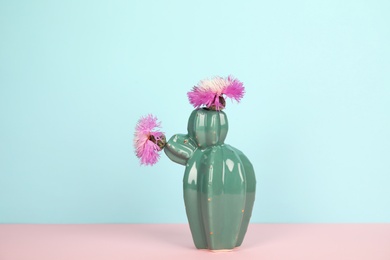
[
  {"x1": 187, "y1": 75, "x2": 245, "y2": 110},
  {"x1": 133, "y1": 114, "x2": 166, "y2": 166}
]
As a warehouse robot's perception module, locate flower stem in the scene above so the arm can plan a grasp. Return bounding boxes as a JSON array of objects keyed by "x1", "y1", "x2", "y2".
[
  {"x1": 209, "y1": 96, "x2": 226, "y2": 110},
  {"x1": 149, "y1": 134, "x2": 166, "y2": 150}
]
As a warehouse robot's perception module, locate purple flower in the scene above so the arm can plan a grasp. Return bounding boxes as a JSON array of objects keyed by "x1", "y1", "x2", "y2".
[
  {"x1": 187, "y1": 75, "x2": 245, "y2": 110},
  {"x1": 133, "y1": 114, "x2": 165, "y2": 166}
]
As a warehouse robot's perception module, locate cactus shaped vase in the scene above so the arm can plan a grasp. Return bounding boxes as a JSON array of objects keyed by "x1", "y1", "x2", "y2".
[{"x1": 164, "y1": 108, "x2": 256, "y2": 251}]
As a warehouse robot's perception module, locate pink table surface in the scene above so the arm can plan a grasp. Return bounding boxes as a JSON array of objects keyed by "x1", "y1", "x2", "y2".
[{"x1": 0, "y1": 224, "x2": 389, "y2": 260}]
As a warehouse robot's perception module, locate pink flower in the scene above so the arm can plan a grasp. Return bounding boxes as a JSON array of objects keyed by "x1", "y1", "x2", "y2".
[
  {"x1": 133, "y1": 114, "x2": 165, "y2": 166},
  {"x1": 187, "y1": 75, "x2": 245, "y2": 110}
]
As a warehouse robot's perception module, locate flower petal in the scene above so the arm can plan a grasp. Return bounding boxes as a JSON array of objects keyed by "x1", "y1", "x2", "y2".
[
  {"x1": 133, "y1": 114, "x2": 164, "y2": 166},
  {"x1": 187, "y1": 76, "x2": 245, "y2": 110},
  {"x1": 224, "y1": 76, "x2": 245, "y2": 102}
]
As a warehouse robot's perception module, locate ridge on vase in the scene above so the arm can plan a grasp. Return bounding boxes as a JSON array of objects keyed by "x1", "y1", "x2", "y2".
[{"x1": 164, "y1": 108, "x2": 256, "y2": 250}]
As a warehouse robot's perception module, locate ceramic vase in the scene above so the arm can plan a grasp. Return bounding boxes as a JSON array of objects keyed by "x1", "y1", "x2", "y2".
[{"x1": 164, "y1": 108, "x2": 256, "y2": 250}]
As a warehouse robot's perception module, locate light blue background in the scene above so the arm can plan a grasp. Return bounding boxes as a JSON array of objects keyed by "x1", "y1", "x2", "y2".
[{"x1": 1, "y1": 0, "x2": 389, "y2": 224}]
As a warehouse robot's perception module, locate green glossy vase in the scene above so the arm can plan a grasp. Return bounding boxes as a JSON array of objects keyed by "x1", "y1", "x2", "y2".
[{"x1": 164, "y1": 108, "x2": 256, "y2": 250}]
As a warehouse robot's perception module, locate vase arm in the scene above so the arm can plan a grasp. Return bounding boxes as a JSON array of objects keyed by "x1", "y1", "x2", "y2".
[{"x1": 164, "y1": 134, "x2": 197, "y2": 166}]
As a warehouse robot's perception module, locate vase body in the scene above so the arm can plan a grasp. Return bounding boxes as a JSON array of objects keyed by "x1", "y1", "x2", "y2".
[{"x1": 164, "y1": 108, "x2": 256, "y2": 250}]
